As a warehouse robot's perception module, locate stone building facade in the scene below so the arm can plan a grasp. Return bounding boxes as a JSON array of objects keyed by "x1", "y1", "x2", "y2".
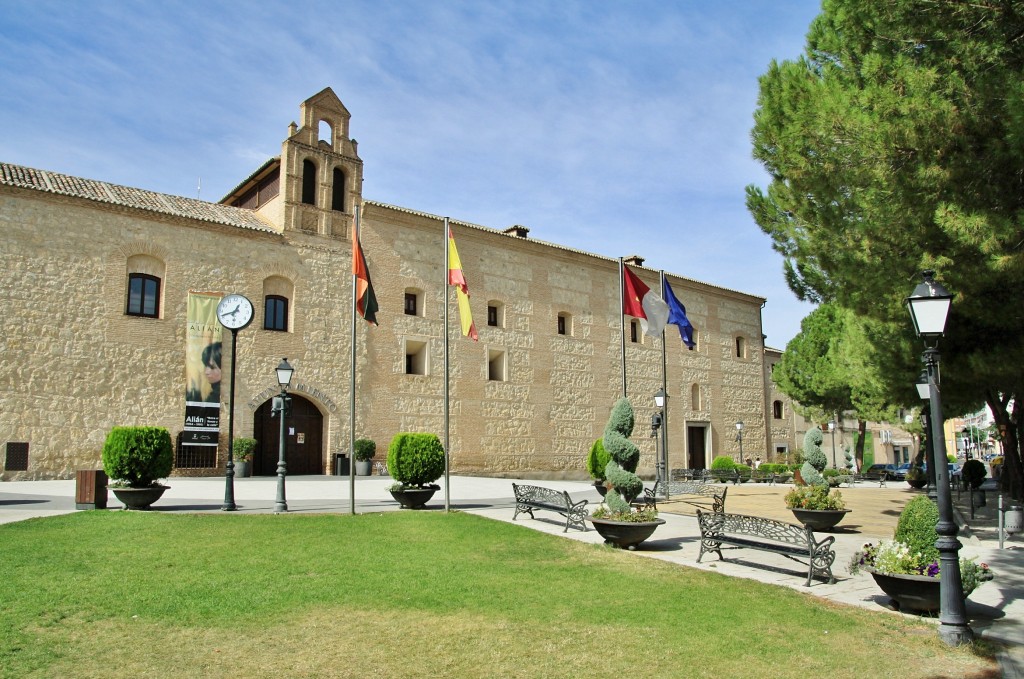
[{"x1": 1, "y1": 88, "x2": 772, "y2": 481}]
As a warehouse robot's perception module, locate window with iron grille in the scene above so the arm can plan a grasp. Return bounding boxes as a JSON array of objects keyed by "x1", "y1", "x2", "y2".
[
  {"x1": 4, "y1": 442, "x2": 28, "y2": 471},
  {"x1": 126, "y1": 273, "x2": 160, "y2": 318},
  {"x1": 175, "y1": 432, "x2": 217, "y2": 469}
]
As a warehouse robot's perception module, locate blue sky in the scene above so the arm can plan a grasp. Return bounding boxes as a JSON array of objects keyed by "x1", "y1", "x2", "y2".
[{"x1": 0, "y1": 0, "x2": 821, "y2": 347}]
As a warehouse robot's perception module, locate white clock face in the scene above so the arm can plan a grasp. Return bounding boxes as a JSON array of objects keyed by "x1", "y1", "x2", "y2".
[{"x1": 217, "y1": 294, "x2": 254, "y2": 330}]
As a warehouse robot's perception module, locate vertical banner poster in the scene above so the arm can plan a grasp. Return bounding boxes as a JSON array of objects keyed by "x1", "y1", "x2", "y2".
[{"x1": 183, "y1": 292, "x2": 223, "y2": 445}]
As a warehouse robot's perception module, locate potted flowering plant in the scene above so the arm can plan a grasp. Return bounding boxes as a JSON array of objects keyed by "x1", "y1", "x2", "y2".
[{"x1": 849, "y1": 495, "x2": 995, "y2": 612}]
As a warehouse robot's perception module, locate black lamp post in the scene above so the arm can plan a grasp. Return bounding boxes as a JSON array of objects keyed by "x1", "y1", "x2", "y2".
[
  {"x1": 916, "y1": 371, "x2": 938, "y2": 500},
  {"x1": 828, "y1": 419, "x2": 837, "y2": 469},
  {"x1": 654, "y1": 388, "x2": 667, "y2": 497},
  {"x1": 735, "y1": 420, "x2": 744, "y2": 464},
  {"x1": 273, "y1": 358, "x2": 294, "y2": 513},
  {"x1": 905, "y1": 270, "x2": 972, "y2": 646}
]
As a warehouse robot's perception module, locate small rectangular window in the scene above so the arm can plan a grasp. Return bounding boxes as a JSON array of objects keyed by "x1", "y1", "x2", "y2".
[
  {"x1": 630, "y1": 320, "x2": 639, "y2": 343},
  {"x1": 5, "y1": 442, "x2": 29, "y2": 471},
  {"x1": 488, "y1": 348, "x2": 506, "y2": 381},
  {"x1": 126, "y1": 273, "x2": 160, "y2": 318},
  {"x1": 264, "y1": 296, "x2": 288, "y2": 331},
  {"x1": 405, "y1": 340, "x2": 428, "y2": 375},
  {"x1": 405, "y1": 293, "x2": 417, "y2": 316},
  {"x1": 557, "y1": 315, "x2": 566, "y2": 335},
  {"x1": 487, "y1": 305, "x2": 498, "y2": 327}
]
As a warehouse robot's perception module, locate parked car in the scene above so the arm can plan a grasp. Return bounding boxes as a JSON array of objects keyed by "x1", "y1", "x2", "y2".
[
  {"x1": 921, "y1": 463, "x2": 963, "y2": 484},
  {"x1": 864, "y1": 463, "x2": 900, "y2": 481}
]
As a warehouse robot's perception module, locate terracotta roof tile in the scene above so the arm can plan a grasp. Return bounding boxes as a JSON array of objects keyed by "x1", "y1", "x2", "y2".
[{"x1": 0, "y1": 162, "x2": 277, "y2": 234}]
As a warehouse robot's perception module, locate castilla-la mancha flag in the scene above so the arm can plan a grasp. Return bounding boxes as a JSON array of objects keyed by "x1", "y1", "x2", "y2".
[
  {"x1": 622, "y1": 264, "x2": 669, "y2": 337},
  {"x1": 447, "y1": 227, "x2": 478, "y2": 341},
  {"x1": 352, "y1": 223, "x2": 378, "y2": 325}
]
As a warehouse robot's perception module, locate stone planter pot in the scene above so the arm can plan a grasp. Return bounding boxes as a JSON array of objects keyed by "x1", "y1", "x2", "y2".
[
  {"x1": 587, "y1": 516, "x2": 666, "y2": 550},
  {"x1": 355, "y1": 459, "x2": 373, "y2": 476},
  {"x1": 789, "y1": 508, "x2": 851, "y2": 531},
  {"x1": 234, "y1": 459, "x2": 251, "y2": 478},
  {"x1": 906, "y1": 477, "x2": 926, "y2": 489},
  {"x1": 389, "y1": 485, "x2": 439, "y2": 509},
  {"x1": 593, "y1": 481, "x2": 608, "y2": 498},
  {"x1": 111, "y1": 485, "x2": 169, "y2": 511},
  {"x1": 865, "y1": 568, "x2": 943, "y2": 613}
]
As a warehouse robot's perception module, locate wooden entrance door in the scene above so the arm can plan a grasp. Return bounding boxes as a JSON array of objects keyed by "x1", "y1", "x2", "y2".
[
  {"x1": 687, "y1": 425, "x2": 707, "y2": 470},
  {"x1": 253, "y1": 394, "x2": 324, "y2": 475}
]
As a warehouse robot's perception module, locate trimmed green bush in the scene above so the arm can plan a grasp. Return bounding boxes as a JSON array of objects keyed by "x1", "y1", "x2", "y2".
[
  {"x1": 586, "y1": 438, "x2": 610, "y2": 481},
  {"x1": 386, "y1": 433, "x2": 445, "y2": 488},
  {"x1": 710, "y1": 456, "x2": 735, "y2": 470},
  {"x1": 760, "y1": 463, "x2": 789, "y2": 474},
  {"x1": 602, "y1": 398, "x2": 643, "y2": 513},
  {"x1": 233, "y1": 437, "x2": 257, "y2": 462},
  {"x1": 354, "y1": 438, "x2": 376, "y2": 462},
  {"x1": 961, "y1": 459, "x2": 986, "y2": 489},
  {"x1": 893, "y1": 495, "x2": 940, "y2": 564},
  {"x1": 101, "y1": 426, "x2": 173, "y2": 488},
  {"x1": 800, "y1": 427, "x2": 827, "y2": 487}
]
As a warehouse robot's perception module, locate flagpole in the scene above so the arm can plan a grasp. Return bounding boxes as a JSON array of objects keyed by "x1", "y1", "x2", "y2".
[
  {"x1": 348, "y1": 205, "x2": 361, "y2": 514},
  {"x1": 660, "y1": 270, "x2": 670, "y2": 500},
  {"x1": 619, "y1": 257, "x2": 627, "y2": 398},
  {"x1": 443, "y1": 217, "x2": 451, "y2": 513}
]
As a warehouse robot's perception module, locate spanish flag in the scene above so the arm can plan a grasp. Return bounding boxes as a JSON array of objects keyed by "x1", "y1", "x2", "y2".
[
  {"x1": 352, "y1": 224, "x2": 378, "y2": 326},
  {"x1": 447, "y1": 227, "x2": 478, "y2": 341}
]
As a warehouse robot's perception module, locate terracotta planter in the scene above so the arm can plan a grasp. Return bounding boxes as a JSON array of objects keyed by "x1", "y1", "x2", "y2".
[
  {"x1": 587, "y1": 516, "x2": 666, "y2": 550},
  {"x1": 789, "y1": 508, "x2": 851, "y2": 531},
  {"x1": 866, "y1": 568, "x2": 943, "y2": 613},
  {"x1": 389, "y1": 485, "x2": 439, "y2": 509},
  {"x1": 111, "y1": 485, "x2": 169, "y2": 510}
]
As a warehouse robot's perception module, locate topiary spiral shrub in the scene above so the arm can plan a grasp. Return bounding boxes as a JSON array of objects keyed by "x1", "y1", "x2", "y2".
[
  {"x1": 893, "y1": 495, "x2": 940, "y2": 564},
  {"x1": 101, "y1": 426, "x2": 173, "y2": 488},
  {"x1": 800, "y1": 427, "x2": 827, "y2": 487},
  {"x1": 386, "y1": 433, "x2": 445, "y2": 488},
  {"x1": 601, "y1": 398, "x2": 643, "y2": 514},
  {"x1": 586, "y1": 438, "x2": 610, "y2": 481}
]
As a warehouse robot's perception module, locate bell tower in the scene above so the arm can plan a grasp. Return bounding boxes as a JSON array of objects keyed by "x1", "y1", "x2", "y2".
[{"x1": 280, "y1": 87, "x2": 363, "y2": 238}]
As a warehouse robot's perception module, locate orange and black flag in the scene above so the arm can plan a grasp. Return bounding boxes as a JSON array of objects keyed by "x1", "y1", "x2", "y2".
[{"x1": 352, "y1": 224, "x2": 378, "y2": 326}]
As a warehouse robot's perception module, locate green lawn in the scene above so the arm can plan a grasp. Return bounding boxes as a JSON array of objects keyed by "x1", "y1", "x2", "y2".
[{"x1": 0, "y1": 511, "x2": 996, "y2": 678}]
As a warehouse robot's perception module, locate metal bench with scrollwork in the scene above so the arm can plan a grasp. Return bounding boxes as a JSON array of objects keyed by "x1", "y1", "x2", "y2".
[
  {"x1": 642, "y1": 481, "x2": 727, "y2": 513},
  {"x1": 512, "y1": 483, "x2": 588, "y2": 532},
  {"x1": 696, "y1": 510, "x2": 837, "y2": 587}
]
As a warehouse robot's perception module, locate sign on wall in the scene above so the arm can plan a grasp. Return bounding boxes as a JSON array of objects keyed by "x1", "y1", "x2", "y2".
[{"x1": 183, "y1": 292, "x2": 223, "y2": 445}]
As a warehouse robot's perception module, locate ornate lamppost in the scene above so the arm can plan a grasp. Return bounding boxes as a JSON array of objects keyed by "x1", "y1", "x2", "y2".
[
  {"x1": 828, "y1": 419, "x2": 837, "y2": 469},
  {"x1": 905, "y1": 270, "x2": 972, "y2": 646},
  {"x1": 916, "y1": 370, "x2": 938, "y2": 500},
  {"x1": 735, "y1": 420, "x2": 744, "y2": 465},
  {"x1": 653, "y1": 388, "x2": 667, "y2": 498},
  {"x1": 272, "y1": 358, "x2": 294, "y2": 514}
]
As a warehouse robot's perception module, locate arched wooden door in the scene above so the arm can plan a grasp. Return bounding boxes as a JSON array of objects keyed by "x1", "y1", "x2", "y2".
[{"x1": 253, "y1": 394, "x2": 324, "y2": 475}]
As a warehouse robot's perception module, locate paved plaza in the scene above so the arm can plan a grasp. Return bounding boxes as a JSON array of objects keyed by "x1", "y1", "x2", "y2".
[{"x1": 1, "y1": 474, "x2": 1021, "y2": 676}]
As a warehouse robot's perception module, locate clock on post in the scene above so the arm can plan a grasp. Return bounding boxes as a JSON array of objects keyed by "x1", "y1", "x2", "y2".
[{"x1": 217, "y1": 293, "x2": 254, "y2": 511}]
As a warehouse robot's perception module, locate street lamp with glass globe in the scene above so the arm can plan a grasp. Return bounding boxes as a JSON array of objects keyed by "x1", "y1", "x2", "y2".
[{"x1": 905, "y1": 270, "x2": 972, "y2": 646}]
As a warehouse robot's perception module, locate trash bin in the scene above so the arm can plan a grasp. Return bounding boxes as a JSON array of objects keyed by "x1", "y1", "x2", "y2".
[
  {"x1": 333, "y1": 453, "x2": 350, "y2": 476},
  {"x1": 75, "y1": 469, "x2": 107, "y2": 509}
]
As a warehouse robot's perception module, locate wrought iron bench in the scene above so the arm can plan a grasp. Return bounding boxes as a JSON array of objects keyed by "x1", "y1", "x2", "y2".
[
  {"x1": 512, "y1": 483, "x2": 588, "y2": 532},
  {"x1": 670, "y1": 468, "x2": 708, "y2": 483},
  {"x1": 643, "y1": 481, "x2": 727, "y2": 513},
  {"x1": 696, "y1": 510, "x2": 837, "y2": 587}
]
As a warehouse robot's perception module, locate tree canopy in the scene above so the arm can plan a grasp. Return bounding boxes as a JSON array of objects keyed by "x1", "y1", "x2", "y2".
[{"x1": 747, "y1": 0, "x2": 1024, "y2": 497}]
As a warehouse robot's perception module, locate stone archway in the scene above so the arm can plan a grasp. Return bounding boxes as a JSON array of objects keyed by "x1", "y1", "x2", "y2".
[{"x1": 253, "y1": 393, "x2": 324, "y2": 475}]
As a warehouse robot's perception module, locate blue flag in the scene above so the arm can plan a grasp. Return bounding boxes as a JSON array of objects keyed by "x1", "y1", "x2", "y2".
[{"x1": 663, "y1": 279, "x2": 696, "y2": 349}]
